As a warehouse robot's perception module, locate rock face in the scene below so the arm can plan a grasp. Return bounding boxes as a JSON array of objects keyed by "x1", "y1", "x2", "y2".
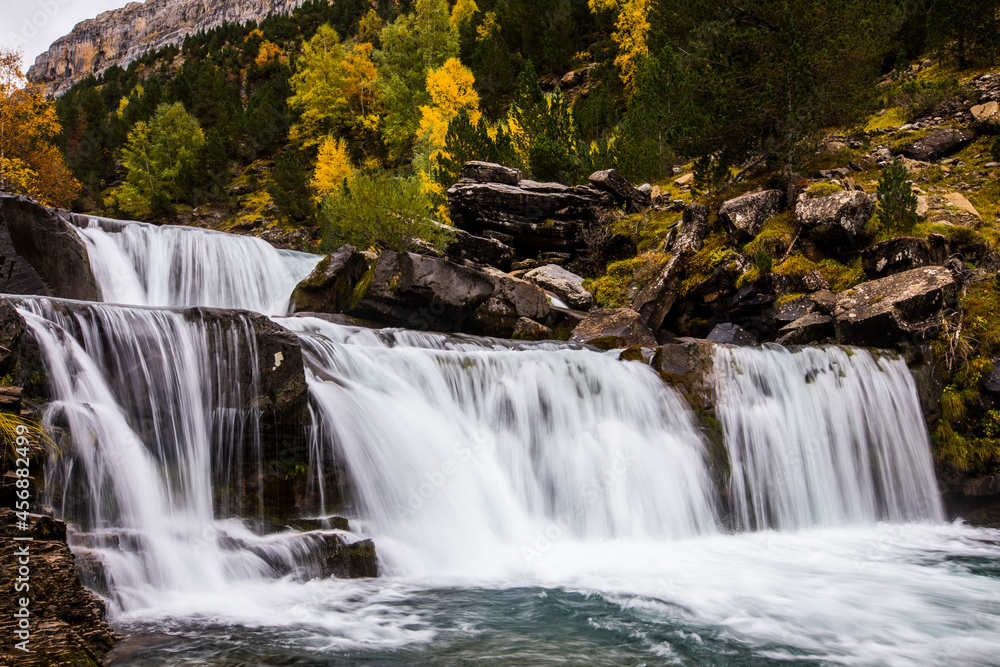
[
  {"x1": 796, "y1": 191, "x2": 876, "y2": 247},
  {"x1": 447, "y1": 178, "x2": 610, "y2": 257},
  {"x1": 291, "y1": 245, "x2": 371, "y2": 314},
  {"x1": 718, "y1": 190, "x2": 785, "y2": 241},
  {"x1": 443, "y1": 225, "x2": 516, "y2": 270},
  {"x1": 902, "y1": 129, "x2": 975, "y2": 162},
  {"x1": 346, "y1": 251, "x2": 548, "y2": 337},
  {"x1": 588, "y1": 169, "x2": 650, "y2": 210},
  {"x1": 0, "y1": 193, "x2": 100, "y2": 301},
  {"x1": 569, "y1": 308, "x2": 656, "y2": 349},
  {"x1": 27, "y1": 0, "x2": 309, "y2": 97},
  {"x1": 834, "y1": 266, "x2": 959, "y2": 346},
  {"x1": 524, "y1": 264, "x2": 593, "y2": 310},
  {"x1": 707, "y1": 323, "x2": 757, "y2": 346},
  {"x1": 861, "y1": 237, "x2": 930, "y2": 278},
  {"x1": 460, "y1": 161, "x2": 522, "y2": 186},
  {"x1": 0, "y1": 510, "x2": 118, "y2": 666}
]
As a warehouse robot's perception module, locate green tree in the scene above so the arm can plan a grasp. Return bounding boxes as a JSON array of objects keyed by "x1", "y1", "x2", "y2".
[
  {"x1": 268, "y1": 146, "x2": 316, "y2": 223},
  {"x1": 927, "y1": 0, "x2": 999, "y2": 67},
  {"x1": 375, "y1": 0, "x2": 458, "y2": 160},
  {"x1": 109, "y1": 102, "x2": 204, "y2": 218},
  {"x1": 873, "y1": 158, "x2": 918, "y2": 235},
  {"x1": 320, "y1": 170, "x2": 452, "y2": 252}
]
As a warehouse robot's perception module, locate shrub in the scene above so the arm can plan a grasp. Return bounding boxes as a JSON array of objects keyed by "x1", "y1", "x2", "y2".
[{"x1": 319, "y1": 171, "x2": 452, "y2": 253}]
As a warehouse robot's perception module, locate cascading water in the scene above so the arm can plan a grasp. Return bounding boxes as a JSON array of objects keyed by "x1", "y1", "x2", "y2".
[
  {"x1": 283, "y1": 318, "x2": 718, "y2": 575},
  {"x1": 72, "y1": 215, "x2": 320, "y2": 314},
  {"x1": 8, "y1": 218, "x2": 1000, "y2": 665},
  {"x1": 714, "y1": 344, "x2": 944, "y2": 530}
]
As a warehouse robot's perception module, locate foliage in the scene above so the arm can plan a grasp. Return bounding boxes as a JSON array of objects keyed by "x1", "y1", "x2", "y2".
[
  {"x1": 588, "y1": 0, "x2": 651, "y2": 94},
  {"x1": 288, "y1": 24, "x2": 380, "y2": 146},
  {"x1": 311, "y1": 136, "x2": 355, "y2": 202},
  {"x1": 319, "y1": 170, "x2": 452, "y2": 252},
  {"x1": 432, "y1": 110, "x2": 519, "y2": 192},
  {"x1": 268, "y1": 147, "x2": 316, "y2": 223},
  {"x1": 0, "y1": 47, "x2": 80, "y2": 207},
  {"x1": 873, "y1": 158, "x2": 919, "y2": 236},
  {"x1": 109, "y1": 102, "x2": 204, "y2": 218},
  {"x1": 926, "y1": 0, "x2": 1000, "y2": 67}
]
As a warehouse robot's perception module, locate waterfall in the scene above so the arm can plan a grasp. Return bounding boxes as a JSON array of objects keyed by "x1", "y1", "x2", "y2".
[
  {"x1": 280, "y1": 317, "x2": 719, "y2": 575},
  {"x1": 73, "y1": 216, "x2": 320, "y2": 315},
  {"x1": 714, "y1": 344, "x2": 944, "y2": 531}
]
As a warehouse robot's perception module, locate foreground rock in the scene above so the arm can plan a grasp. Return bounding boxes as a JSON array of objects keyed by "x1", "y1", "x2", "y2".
[
  {"x1": 0, "y1": 192, "x2": 101, "y2": 301},
  {"x1": 0, "y1": 510, "x2": 117, "y2": 666},
  {"x1": 290, "y1": 246, "x2": 371, "y2": 314},
  {"x1": 569, "y1": 308, "x2": 656, "y2": 349},
  {"x1": 719, "y1": 190, "x2": 785, "y2": 241},
  {"x1": 524, "y1": 264, "x2": 594, "y2": 310},
  {"x1": 796, "y1": 191, "x2": 875, "y2": 247},
  {"x1": 834, "y1": 266, "x2": 959, "y2": 346},
  {"x1": 346, "y1": 251, "x2": 549, "y2": 337},
  {"x1": 861, "y1": 237, "x2": 931, "y2": 278}
]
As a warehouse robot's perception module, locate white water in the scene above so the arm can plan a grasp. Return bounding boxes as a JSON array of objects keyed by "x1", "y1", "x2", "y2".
[
  {"x1": 11, "y1": 221, "x2": 1000, "y2": 665},
  {"x1": 73, "y1": 216, "x2": 320, "y2": 314},
  {"x1": 715, "y1": 345, "x2": 944, "y2": 531}
]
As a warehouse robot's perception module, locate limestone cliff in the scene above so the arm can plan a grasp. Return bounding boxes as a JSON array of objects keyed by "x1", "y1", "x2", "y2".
[{"x1": 27, "y1": 0, "x2": 308, "y2": 97}]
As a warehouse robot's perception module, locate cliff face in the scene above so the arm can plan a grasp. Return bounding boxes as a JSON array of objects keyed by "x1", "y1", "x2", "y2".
[{"x1": 27, "y1": 0, "x2": 308, "y2": 97}]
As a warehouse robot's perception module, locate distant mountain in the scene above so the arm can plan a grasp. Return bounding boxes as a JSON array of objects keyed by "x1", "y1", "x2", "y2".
[{"x1": 27, "y1": 0, "x2": 308, "y2": 97}]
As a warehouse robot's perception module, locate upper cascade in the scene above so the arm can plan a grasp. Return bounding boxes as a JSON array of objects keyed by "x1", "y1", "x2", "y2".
[
  {"x1": 27, "y1": 0, "x2": 309, "y2": 97},
  {"x1": 76, "y1": 215, "x2": 320, "y2": 315}
]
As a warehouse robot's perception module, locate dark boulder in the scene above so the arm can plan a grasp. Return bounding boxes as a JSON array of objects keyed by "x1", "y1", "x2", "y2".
[
  {"x1": 833, "y1": 266, "x2": 959, "y2": 346},
  {"x1": 776, "y1": 312, "x2": 835, "y2": 345},
  {"x1": 310, "y1": 534, "x2": 379, "y2": 579},
  {"x1": 649, "y1": 339, "x2": 718, "y2": 413},
  {"x1": 291, "y1": 245, "x2": 371, "y2": 314},
  {"x1": 569, "y1": 307, "x2": 657, "y2": 349},
  {"x1": 460, "y1": 161, "x2": 523, "y2": 186},
  {"x1": 513, "y1": 317, "x2": 553, "y2": 340},
  {"x1": 588, "y1": 169, "x2": 650, "y2": 210},
  {"x1": 442, "y1": 226, "x2": 515, "y2": 270},
  {"x1": 861, "y1": 237, "x2": 931, "y2": 279},
  {"x1": 796, "y1": 191, "x2": 876, "y2": 247},
  {"x1": 0, "y1": 192, "x2": 100, "y2": 301},
  {"x1": 903, "y1": 129, "x2": 975, "y2": 162},
  {"x1": 707, "y1": 323, "x2": 758, "y2": 346},
  {"x1": 719, "y1": 190, "x2": 785, "y2": 241},
  {"x1": 348, "y1": 251, "x2": 548, "y2": 337}
]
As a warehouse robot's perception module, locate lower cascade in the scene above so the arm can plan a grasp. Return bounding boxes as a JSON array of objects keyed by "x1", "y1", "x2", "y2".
[{"x1": 13, "y1": 297, "x2": 1000, "y2": 665}]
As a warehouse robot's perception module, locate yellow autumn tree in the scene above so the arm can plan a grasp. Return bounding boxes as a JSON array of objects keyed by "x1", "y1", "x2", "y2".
[
  {"x1": 415, "y1": 58, "x2": 480, "y2": 215},
  {"x1": 588, "y1": 0, "x2": 650, "y2": 95},
  {"x1": 0, "y1": 46, "x2": 80, "y2": 207},
  {"x1": 450, "y1": 0, "x2": 479, "y2": 32},
  {"x1": 288, "y1": 24, "x2": 380, "y2": 146},
  {"x1": 311, "y1": 136, "x2": 355, "y2": 202}
]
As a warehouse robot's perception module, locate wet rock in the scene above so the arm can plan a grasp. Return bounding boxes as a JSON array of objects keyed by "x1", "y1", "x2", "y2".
[
  {"x1": 963, "y1": 475, "x2": 1000, "y2": 497},
  {"x1": 861, "y1": 237, "x2": 930, "y2": 279},
  {"x1": 569, "y1": 308, "x2": 657, "y2": 349},
  {"x1": 512, "y1": 317, "x2": 553, "y2": 341},
  {"x1": 718, "y1": 190, "x2": 785, "y2": 241},
  {"x1": 833, "y1": 266, "x2": 959, "y2": 346},
  {"x1": 706, "y1": 323, "x2": 758, "y2": 346},
  {"x1": 0, "y1": 509, "x2": 118, "y2": 666},
  {"x1": 588, "y1": 169, "x2": 650, "y2": 210},
  {"x1": 776, "y1": 312, "x2": 835, "y2": 345},
  {"x1": 649, "y1": 339, "x2": 718, "y2": 413},
  {"x1": 472, "y1": 268, "x2": 551, "y2": 337},
  {"x1": 310, "y1": 535, "x2": 379, "y2": 579},
  {"x1": 290, "y1": 245, "x2": 371, "y2": 314},
  {"x1": 460, "y1": 161, "x2": 523, "y2": 186},
  {"x1": 0, "y1": 193, "x2": 101, "y2": 301},
  {"x1": 903, "y1": 129, "x2": 974, "y2": 162},
  {"x1": 796, "y1": 191, "x2": 876, "y2": 247},
  {"x1": 524, "y1": 264, "x2": 593, "y2": 310}
]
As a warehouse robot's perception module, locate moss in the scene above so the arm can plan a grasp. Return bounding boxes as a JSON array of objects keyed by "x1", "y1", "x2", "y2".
[
  {"x1": 774, "y1": 254, "x2": 819, "y2": 280},
  {"x1": 591, "y1": 252, "x2": 668, "y2": 308},
  {"x1": 818, "y1": 258, "x2": 865, "y2": 292},
  {"x1": 776, "y1": 292, "x2": 807, "y2": 307},
  {"x1": 863, "y1": 107, "x2": 909, "y2": 132},
  {"x1": 743, "y1": 210, "x2": 796, "y2": 258},
  {"x1": 681, "y1": 230, "x2": 737, "y2": 294},
  {"x1": 805, "y1": 182, "x2": 845, "y2": 198},
  {"x1": 348, "y1": 262, "x2": 377, "y2": 310},
  {"x1": 735, "y1": 266, "x2": 762, "y2": 289}
]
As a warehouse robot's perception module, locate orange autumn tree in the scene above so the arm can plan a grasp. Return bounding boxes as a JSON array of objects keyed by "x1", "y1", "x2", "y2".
[{"x1": 0, "y1": 46, "x2": 80, "y2": 207}]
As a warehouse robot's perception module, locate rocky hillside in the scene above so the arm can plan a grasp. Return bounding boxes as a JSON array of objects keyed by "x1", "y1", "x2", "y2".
[{"x1": 27, "y1": 0, "x2": 309, "y2": 97}]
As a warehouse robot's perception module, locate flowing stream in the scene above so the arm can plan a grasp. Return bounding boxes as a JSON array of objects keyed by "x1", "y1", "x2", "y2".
[{"x1": 8, "y1": 218, "x2": 1000, "y2": 665}]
